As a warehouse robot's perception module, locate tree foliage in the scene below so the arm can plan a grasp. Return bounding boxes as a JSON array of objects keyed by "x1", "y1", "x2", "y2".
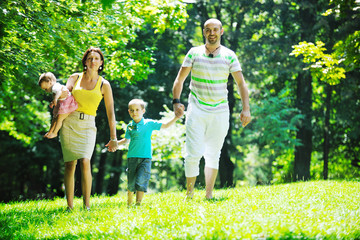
[
  {"x1": 0, "y1": 0, "x2": 187, "y2": 145},
  {"x1": 0, "y1": 0, "x2": 188, "y2": 202},
  {"x1": 290, "y1": 41, "x2": 346, "y2": 85}
]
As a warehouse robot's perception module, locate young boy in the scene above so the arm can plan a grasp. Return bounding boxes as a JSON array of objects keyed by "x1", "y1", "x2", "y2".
[{"x1": 117, "y1": 99, "x2": 183, "y2": 206}]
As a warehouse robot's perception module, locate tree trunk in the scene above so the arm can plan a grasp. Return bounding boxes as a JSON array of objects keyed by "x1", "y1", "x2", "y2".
[
  {"x1": 95, "y1": 152, "x2": 107, "y2": 195},
  {"x1": 323, "y1": 85, "x2": 331, "y2": 179},
  {"x1": 74, "y1": 163, "x2": 82, "y2": 197},
  {"x1": 107, "y1": 150, "x2": 123, "y2": 195},
  {"x1": 219, "y1": 139, "x2": 235, "y2": 187},
  {"x1": 294, "y1": 72, "x2": 312, "y2": 181},
  {"x1": 294, "y1": 0, "x2": 319, "y2": 181},
  {"x1": 219, "y1": 75, "x2": 235, "y2": 187}
]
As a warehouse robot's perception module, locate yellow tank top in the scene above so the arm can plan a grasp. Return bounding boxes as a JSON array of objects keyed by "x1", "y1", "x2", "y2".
[{"x1": 72, "y1": 73, "x2": 103, "y2": 116}]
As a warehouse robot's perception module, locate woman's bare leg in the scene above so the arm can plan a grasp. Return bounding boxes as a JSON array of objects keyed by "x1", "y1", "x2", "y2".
[
  {"x1": 80, "y1": 158, "x2": 92, "y2": 209},
  {"x1": 64, "y1": 160, "x2": 77, "y2": 209}
]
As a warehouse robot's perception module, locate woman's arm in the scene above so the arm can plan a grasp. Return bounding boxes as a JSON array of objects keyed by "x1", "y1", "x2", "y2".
[
  {"x1": 51, "y1": 89, "x2": 63, "y2": 107},
  {"x1": 58, "y1": 73, "x2": 79, "y2": 99},
  {"x1": 102, "y1": 79, "x2": 118, "y2": 152},
  {"x1": 66, "y1": 73, "x2": 80, "y2": 92}
]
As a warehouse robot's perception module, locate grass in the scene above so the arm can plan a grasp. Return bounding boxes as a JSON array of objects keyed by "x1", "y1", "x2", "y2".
[{"x1": 1, "y1": 180, "x2": 359, "y2": 239}]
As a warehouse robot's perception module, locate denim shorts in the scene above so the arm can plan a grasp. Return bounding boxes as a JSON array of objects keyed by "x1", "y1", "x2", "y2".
[{"x1": 127, "y1": 158, "x2": 151, "y2": 192}]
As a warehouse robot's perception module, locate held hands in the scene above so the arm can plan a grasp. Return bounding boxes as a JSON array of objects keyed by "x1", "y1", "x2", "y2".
[
  {"x1": 173, "y1": 103, "x2": 185, "y2": 118},
  {"x1": 105, "y1": 139, "x2": 118, "y2": 152},
  {"x1": 240, "y1": 110, "x2": 251, "y2": 127}
]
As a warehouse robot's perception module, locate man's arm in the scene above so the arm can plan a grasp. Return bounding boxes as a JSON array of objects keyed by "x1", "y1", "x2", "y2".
[
  {"x1": 232, "y1": 71, "x2": 251, "y2": 127},
  {"x1": 172, "y1": 66, "x2": 191, "y2": 117}
]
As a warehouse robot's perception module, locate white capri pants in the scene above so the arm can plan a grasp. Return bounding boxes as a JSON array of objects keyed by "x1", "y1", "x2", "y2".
[{"x1": 184, "y1": 102, "x2": 229, "y2": 177}]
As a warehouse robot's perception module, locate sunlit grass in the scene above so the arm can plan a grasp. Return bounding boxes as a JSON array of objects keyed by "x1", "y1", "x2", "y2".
[{"x1": 1, "y1": 180, "x2": 359, "y2": 239}]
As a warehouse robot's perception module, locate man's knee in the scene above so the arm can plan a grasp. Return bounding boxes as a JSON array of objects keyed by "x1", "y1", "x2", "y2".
[
  {"x1": 205, "y1": 158, "x2": 220, "y2": 170},
  {"x1": 184, "y1": 158, "x2": 200, "y2": 177}
]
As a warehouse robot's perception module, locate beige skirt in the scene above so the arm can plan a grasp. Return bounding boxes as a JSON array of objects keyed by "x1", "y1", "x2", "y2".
[{"x1": 60, "y1": 111, "x2": 96, "y2": 162}]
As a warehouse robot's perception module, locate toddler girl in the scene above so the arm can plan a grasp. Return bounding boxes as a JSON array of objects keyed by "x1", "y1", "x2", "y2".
[{"x1": 38, "y1": 72, "x2": 78, "y2": 138}]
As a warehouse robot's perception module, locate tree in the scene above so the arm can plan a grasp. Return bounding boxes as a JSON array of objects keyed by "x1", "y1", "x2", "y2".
[
  {"x1": 290, "y1": 0, "x2": 360, "y2": 179},
  {"x1": 0, "y1": 0, "x2": 188, "y2": 201},
  {"x1": 0, "y1": 0, "x2": 188, "y2": 145}
]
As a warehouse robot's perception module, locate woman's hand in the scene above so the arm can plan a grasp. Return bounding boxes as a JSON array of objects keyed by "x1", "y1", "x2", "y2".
[
  {"x1": 105, "y1": 139, "x2": 118, "y2": 152},
  {"x1": 60, "y1": 88, "x2": 69, "y2": 99}
]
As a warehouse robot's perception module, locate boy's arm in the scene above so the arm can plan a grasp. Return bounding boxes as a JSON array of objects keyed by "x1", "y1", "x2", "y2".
[
  {"x1": 161, "y1": 115, "x2": 180, "y2": 129},
  {"x1": 117, "y1": 138, "x2": 130, "y2": 145}
]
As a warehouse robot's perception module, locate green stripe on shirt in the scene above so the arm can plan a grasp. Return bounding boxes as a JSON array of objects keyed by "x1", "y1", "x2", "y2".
[
  {"x1": 190, "y1": 90, "x2": 228, "y2": 107},
  {"x1": 191, "y1": 76, "x2": 228, "y2": 84}
]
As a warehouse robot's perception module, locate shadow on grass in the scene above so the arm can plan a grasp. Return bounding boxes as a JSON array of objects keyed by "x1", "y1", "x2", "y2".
[{"x1": 205, "y1": 196, "x2": 229, "y2": 203}]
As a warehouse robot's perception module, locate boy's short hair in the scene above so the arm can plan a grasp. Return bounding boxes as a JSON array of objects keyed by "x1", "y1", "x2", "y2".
[
  {"x1": 128, "y1": 99, "x2": 146, "y2": 109},
  {"x1": 38, "y1": 72, "x2": 56, "y2": 86}
]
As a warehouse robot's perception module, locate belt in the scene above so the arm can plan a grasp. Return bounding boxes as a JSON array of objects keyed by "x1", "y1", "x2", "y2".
[{"x1": 73, "y1": 111, "x2": 95, "y2": 120}]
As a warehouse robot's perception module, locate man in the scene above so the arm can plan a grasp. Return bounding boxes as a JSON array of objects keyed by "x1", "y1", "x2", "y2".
[{"x1": 172, "y1": 18, "x2": 251, "y2": 200}]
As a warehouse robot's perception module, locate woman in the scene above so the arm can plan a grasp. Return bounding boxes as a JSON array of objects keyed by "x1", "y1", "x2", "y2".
[{"x1": 60, "y1": 47, "x2": 118, "y2": 211}]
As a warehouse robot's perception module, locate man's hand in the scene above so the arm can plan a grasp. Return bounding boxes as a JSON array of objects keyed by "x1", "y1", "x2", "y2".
[
  {"x1": 240, "y1": 110, "x2": 251, "y2": 127},
  {"x1": 173, "y1": 103, "x2": 185, "y2": 118}
]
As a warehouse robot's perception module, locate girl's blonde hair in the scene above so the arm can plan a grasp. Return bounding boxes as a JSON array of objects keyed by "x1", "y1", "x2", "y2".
[{"x1": 38, "y1": 72, "x2": 56, "y2": 86}]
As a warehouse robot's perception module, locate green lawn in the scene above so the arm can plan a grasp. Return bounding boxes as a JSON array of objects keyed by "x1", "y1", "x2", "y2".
[{"x1": 1, "y1": 180, "x2": 359, "y2": 239}]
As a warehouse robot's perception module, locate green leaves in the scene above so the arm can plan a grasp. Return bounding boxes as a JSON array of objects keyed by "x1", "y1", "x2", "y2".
[
  {"x1": 290, "y1": 41, "x2": 346, "y2": 85},
  {"x1": 333, "y1": 30, "x2": 360, "y2": 71},
  {"x1": 0, "y1": 0, "x2": 188, "y2": 145}
]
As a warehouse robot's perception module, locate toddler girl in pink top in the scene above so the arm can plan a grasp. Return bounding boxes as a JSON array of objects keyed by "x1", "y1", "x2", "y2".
[{"x1": 38, "y1": 72, "x2": 78, "y2": 138}]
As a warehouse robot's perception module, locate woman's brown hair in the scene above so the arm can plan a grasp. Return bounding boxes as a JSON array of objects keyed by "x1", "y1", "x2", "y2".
[{"x1": 82, "y1": 47, "x2": 105, "y2": 73}]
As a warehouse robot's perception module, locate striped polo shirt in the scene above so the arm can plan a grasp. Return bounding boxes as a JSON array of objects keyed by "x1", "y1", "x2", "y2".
[{"x1": 182, "y1": 45, "x2": 242, "y2": 112}]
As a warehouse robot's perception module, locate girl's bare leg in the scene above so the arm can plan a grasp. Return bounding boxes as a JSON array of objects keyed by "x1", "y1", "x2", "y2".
[
  {"x1": 64, "y1": 160, "x2": 77, "y2": 210},
  {"x1": 80, "y1": 158, "x2": 92, "y2": 209},
  {"x1": 44, "y1": 118, "x2": 56, "y2": 138},
  {"x1": 46, "y1": 113, "x2": 70, "y2": 139}
]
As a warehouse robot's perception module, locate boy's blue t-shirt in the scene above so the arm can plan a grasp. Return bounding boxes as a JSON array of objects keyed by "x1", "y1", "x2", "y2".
[{"x1": 125, "y1": 118, "x2": 162, "y2": 158}]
